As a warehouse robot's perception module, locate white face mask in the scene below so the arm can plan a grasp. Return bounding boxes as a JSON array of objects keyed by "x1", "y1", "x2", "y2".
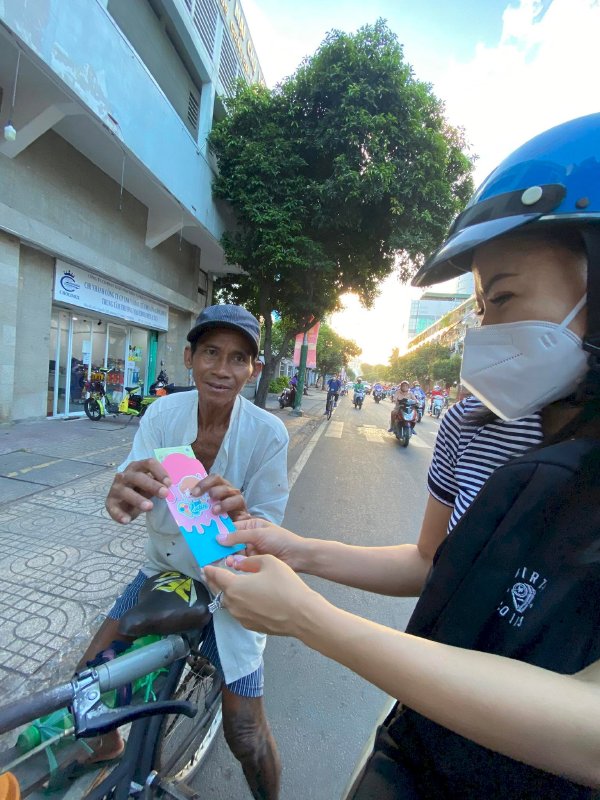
[{"x1": 460, "y1": 295, "x2": 588, "y2": 420}]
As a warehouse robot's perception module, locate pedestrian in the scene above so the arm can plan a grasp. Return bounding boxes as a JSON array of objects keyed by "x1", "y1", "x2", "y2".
[
  {"x1": 205, "y1": 115, "x2": 600, "y2": 799},
  {"x1": 78, "y1": 305, "x2": 289, "y2": 799}
]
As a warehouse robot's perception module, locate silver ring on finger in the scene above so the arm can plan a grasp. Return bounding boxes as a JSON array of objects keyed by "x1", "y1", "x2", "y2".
[{"x1": 208, "y1": 591, "x2": 224, "y2": 613}]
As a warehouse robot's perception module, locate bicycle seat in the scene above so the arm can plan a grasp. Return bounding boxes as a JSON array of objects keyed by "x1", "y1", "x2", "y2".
[
  {"x1": 118, "y1": 572, "x2": 211, "y2": 638},
  {"x1": 99, "y1": 368, "x2": 112, "y2": 374},
  {"x1": 124, "y1": 385, "x2": 139, "y2": 393}
]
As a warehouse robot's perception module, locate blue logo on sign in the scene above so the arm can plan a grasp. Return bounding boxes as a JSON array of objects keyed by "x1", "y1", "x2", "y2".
[{"x1": 60, "y1": 270, "x2": 80, "y2": 293}]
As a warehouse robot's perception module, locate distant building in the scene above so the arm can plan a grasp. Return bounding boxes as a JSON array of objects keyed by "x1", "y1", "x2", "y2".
[
  {"x1": 408, "y1": 291, "x2": 471, "y2": 339},
  {"x1": 456, "y1": 272, "x2": 475, "y2": 296},
  {"x1": 0, "y1": 0, "x2": 263, "y2": 421}
]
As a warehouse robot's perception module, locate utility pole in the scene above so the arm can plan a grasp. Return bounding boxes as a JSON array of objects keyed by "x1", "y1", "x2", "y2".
[{"x1": 292, "y1": 331, "x2": 308, "y2": 416}]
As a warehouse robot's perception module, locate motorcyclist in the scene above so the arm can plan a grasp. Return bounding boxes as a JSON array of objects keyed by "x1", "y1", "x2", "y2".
[
  {"x1": 389, "y1": 380, "x2": 417, "y2": 432},
  {"x1": 353, "y1": 378, "x2": 366, "y2": 406},
  {"x1": 429, "y1": 384, "x2": 443, "y2": 414},
  {"x1": 412, "y1": 381, "x2": 426, "y2": 405},
  {"x1": 325, "y1": 373, "x2": 342, "y2": 414}
]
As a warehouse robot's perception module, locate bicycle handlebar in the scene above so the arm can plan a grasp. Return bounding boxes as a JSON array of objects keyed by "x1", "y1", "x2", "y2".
[
  {"x1": 0, "y1": 681, "x2": 74, "y2": 735},
  {"x1": 0, "y1": 634, "x2": 190, "y2": 736}
]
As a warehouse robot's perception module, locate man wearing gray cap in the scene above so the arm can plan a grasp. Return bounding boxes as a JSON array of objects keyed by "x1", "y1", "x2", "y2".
[{"x1": 79, "y1": 305, "x2": 289, "y2": 798}]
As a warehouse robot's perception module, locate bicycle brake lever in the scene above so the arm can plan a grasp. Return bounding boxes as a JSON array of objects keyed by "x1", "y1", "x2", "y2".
[{"x1": 77, "y1": 700, "x2": 197, "y2": 738}]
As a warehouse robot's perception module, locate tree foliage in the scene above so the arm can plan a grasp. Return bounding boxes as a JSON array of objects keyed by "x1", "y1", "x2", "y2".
[
  {"x1": 388, "y1": 341, "x2": 457, "y2": 387},
  {"x1": 209, "y1": 20, "x2": 474, "y2": 405},
  {"x1": 360, "y1": 363, "x2": 390, "y2": 383},
  {"x1": 316, "y1": 323, "x2": 361, "y2": 378}
]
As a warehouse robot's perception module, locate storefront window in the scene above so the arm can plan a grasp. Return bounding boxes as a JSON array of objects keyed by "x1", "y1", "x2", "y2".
[
  {"x1": 47, "y1": 307, "x2": 152, "y2": 417},
  {"x1": 126, "y1": 327, "x2": 148, "y2": 389}
]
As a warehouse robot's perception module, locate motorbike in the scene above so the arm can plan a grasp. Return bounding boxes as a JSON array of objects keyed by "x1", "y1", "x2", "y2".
[
  {"x1": 353, "y1": 390, "x2": 365, "y2": 410},
  {"x1": 373, "y1": 389, "x2": 383, "y2": 404},
  {"x1": 279, "y1": 386, "x2": 297, "y2": 409},
  {"x1": 392, "y1": 398, "x2": 418, "y2": 447},
  {"x1": 432, "y1": 394, "x2": 444, "y2": 419},
  {"x1": 416, "y1": 397, "x2": 425, "y2": 423},
  {"x1": 84, "y1": 368, "x2": 157, "y2": 420},
  {"x1": 149, "y1": 367, "x2": 173, "y2": 396}
]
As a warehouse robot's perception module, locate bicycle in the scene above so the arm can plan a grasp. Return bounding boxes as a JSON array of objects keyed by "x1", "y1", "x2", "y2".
[
  {"x1": 325, "y1": 390, "x2": 337, "y2": 420},
  {"x1": 0, "y1": 572, "x2": 223, "y2": 799},
  {"x1": 84, "y1": 369, "x2": 156, "y2": 422}
]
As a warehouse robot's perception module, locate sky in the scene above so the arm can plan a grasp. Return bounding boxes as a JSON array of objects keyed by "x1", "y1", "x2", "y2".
[{"x1": 242, "y1": 0, "x2": 600, "y2": 364}]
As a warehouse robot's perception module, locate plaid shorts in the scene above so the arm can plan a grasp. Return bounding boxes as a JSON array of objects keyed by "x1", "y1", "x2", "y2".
[{"x1": 108, "y1": 571, "x2": 264, "y2": 697}]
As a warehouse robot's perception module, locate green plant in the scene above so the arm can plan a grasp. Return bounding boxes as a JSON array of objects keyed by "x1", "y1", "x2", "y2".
[{"x1": 268, "y1": 376, "x2": 290, "y2": 393}]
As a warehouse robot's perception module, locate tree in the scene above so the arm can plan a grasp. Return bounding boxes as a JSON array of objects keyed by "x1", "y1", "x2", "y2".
[
  {"x1": 388, "y1": 341, "x2": 450, "y2": 388},
  {"x1": 360, "y1": 363, "x2": 390, "y2": 383},
  {"x1": 210, "y1": 20, "x2": 473, "y2": 406},
  {"x1": 316, "y1": 323, "x2": 361, "y2": 382},
  {"x1": 430, "y1": 354, "x2": 462, "y2": 387}
]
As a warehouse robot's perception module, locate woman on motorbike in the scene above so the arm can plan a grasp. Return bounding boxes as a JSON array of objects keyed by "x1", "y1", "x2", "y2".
[
  {"x1": 388, "y1": 380, "x2": 417, "y2": 433},
  {"x1": 206, "y1": 115, "x2": 600, "y2": 798}
]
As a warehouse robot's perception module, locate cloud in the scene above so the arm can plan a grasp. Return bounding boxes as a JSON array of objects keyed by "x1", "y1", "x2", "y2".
[{"x1": 435, "y1": 0, "x2": 600, "y2": 182}]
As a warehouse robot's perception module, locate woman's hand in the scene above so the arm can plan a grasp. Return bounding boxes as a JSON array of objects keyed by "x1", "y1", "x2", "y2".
[
  {"x1": 204, "y1": 555, "x2": 323, "y2": 637},
  {"x1": 193, "y1": 474, "x2": 250, "y2": 521},
  {"x1": 106, "y1": 458, "x2": 171, "y2": 524},
  {"x1": 216, "y1": 517, "x2": 309, "y2": 572}
]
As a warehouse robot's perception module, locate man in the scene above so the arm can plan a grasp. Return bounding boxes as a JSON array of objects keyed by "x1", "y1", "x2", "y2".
[
  {"x1": 429, "y1": 383, "x2": 443, "y2": 414},
  {"x1": 325, "y1": 373, "x2": 342, "y2": 413},
  {"x1": 80, "y1": 305, "x2": 289, "y2": 799},
  {"x1": 353, "y1": 377, "x2": 366, "y2": 405}
]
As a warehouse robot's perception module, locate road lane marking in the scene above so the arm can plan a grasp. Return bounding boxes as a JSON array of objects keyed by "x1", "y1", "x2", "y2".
[
  {"x1": 324, "y1": 421, "x2": 344, "y2": 438},
  {"x1": 288, "y1": 421, "x2": 327, "y2": 491}
]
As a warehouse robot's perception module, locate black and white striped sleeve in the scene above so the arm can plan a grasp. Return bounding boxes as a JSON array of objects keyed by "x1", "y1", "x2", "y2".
[{"x1": 426, "y1": 400, "x2": 465, "y2": 507}]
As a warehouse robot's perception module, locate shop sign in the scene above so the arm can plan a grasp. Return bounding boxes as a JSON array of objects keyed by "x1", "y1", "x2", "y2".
[{"x1": 54, "y1": 261, "x2": 169, "y2": 331}]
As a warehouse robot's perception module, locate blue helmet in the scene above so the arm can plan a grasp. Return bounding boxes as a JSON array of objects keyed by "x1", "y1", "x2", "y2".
[{"x1": 412, "y1": 113, "x2": 600, "y2": 288}]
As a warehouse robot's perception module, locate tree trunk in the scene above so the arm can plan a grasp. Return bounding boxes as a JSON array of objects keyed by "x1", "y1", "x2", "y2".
[{"x1": 255, "y1": 356, "x2": 278, "y2": 408}]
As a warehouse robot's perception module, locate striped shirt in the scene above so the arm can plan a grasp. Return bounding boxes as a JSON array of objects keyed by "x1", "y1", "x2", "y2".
[{"x1": 428, "y1": 396, "x2": 543, "y2": 533}]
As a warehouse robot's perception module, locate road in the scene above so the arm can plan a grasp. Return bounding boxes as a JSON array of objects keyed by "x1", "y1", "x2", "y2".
[{"x1": 194, "y1": 394, "x2": 442, "y2": 800}]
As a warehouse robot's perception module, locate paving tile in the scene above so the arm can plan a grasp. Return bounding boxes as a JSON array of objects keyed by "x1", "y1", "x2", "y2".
[
  {"x1": 2, "y1": 503, "x2": 89, "y2": 539},
  {"x1": 28, "y1": 483, "x2": 109, "y2": 515},
  {"x1": 0, "y1": 451, "x2": 61, "y2": 475},
  {"x1": 0, "y1": 476, "x2": 44, "y2": 503},
  {"x1": 101, "y1": 532, "x2": 146, "y2": 561},
  {"x1": 6, "y1": 549, "x2": 141, "y2": 604},
  {"x1": 0, "y1": 583, "x2": 102, "y2": 683}
]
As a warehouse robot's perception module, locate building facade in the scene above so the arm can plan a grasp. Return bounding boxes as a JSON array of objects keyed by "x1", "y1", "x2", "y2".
[
  {"x1": 408, "y1": 291, "x2": 472, "y2": 340},
  {"x1": 0, "y1": 0, "x2": 262, "y2": 421}
]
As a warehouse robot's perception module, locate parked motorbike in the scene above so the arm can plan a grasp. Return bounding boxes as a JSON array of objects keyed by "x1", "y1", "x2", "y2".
[
  {"x1": 373, "y1": 389, "x2": 383, "y2": 404},
  {"x1": 392, "y1": 398, "x2": 418, "y2": 447},
  {"x1": 279, "y1": 386, "x2": 296, "y2": 409},
  {"x1": 84, "y1": 369, "x2": 156, "y2": 420},
  {"x1": 149, "y1": 367, "x2": 172, "y2": 396},
  {"x1": 353, "y1": 390, "x2": 365, "y2": 410},
  {"x1": 432, "y1": 394, "x2": 444, "y2": 419}
]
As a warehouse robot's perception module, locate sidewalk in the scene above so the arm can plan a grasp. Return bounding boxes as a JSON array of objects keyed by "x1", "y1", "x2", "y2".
[{"x1": 0, "y1": 391, "x2": 326, "y2": 705}]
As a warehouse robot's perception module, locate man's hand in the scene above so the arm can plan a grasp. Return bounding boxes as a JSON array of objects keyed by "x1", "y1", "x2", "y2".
[
  {"x1": 191, "y1": 474, "x2": 250, "y2": 521},
  {"x1": 105, "y1": 458, "x2": 171, "y2": 524},
  {"x1": 204, "y1": 555, "x2": 322, "y2": 637},
  {"x1": 216, "y1": 517, "x2": 309, "y2": 572}
]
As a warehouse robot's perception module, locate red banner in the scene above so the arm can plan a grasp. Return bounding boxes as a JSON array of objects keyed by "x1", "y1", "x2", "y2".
[{"x1": 293, "y1": 322, "x2": 320, "y2": 369}]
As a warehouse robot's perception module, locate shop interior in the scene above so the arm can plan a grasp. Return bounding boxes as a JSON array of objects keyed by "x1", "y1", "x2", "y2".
[{"x1": 48, "y1": 307, "x2": 153, "y2": 417}]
